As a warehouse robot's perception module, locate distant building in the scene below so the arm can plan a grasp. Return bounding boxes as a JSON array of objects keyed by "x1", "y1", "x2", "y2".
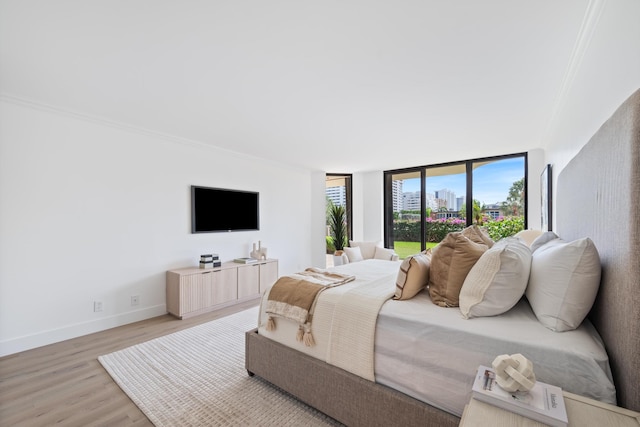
[
  {"x1": 402, "y1": 191, "x2": 421, "y2": 211},
  {"x1": 435, "y1": 189, "x2": 456, "y2": 210},
  {"x1": 435, "y1": 210, "x2": 459, "y2": 220},
  {"x1": 483, "y1": 203, "x2": 503, "y2": 219},
  {"x1": 392, "y1": 180, "x2": 403, "y2": 212},
  {"x1": 425, "y1": 192, "x2": 438, "y2": 212},
  {"x1": 326, "y1": 185, "x2": 346, "y2": 207}
]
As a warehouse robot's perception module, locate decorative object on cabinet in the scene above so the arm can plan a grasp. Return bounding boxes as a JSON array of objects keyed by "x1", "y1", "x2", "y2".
[
  {"x1": 471, "y1": 365, "x2": 567, "y2": 427},
  {"x1": 491, "y1": 353, "x2": 536, "y2": 392},
  {"x1": 199, "y1": 253, "x2": 221, "y2": 269},
  {"x1": 250, "y1": 241, "x2": 268, "y2": 260}
]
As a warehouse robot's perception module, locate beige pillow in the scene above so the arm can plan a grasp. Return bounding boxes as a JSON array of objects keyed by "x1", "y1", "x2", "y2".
[
  {"x1": 526, "y1": 237, "x2": 601, "y2": 332},
  {"x1": 394, "y1": 250, "x2": 431, "y2": 300},
  {"x1": 348, "y1": 241, "x2": 381, "y2": 259},
  {"x1": 514, "y1": 229, "x2": 543, "y2": 247},
  {"x1": 459, "y1": 237, "x2": 531, "y2": 319},
  {"x1": 461, "y1": 225, "x2": 494, "y2": 248},
  {"x1": 344, "y1": 246, "x2": 363, "y2": 262},
  {"x1": 428, "y1": 232, "x2": 488, "y2": 307},
  {"x1": 374, "y1": 246, "x2": 396, "y2": 261}
]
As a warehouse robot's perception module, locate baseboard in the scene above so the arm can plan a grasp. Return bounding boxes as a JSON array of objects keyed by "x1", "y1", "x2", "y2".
[{"x1": 0, "y1": 304, "x2": 167, "y2": 357}]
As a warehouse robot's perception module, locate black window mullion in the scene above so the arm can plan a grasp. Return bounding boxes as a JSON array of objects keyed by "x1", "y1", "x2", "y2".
[
  {"x1": 466, "y1": 162, "x2": 473, "y2": 226},
  {"x1": 420, "y1": 168, "x2": 426, "y2": 251}
]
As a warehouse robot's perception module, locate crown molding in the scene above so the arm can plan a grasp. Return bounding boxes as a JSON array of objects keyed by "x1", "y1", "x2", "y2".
[
  {"x1": 0, "y1": 92, "x2": 309, "y2": 171},
  {"x1": 0, "y1": 92, "x2": 216, "y2": 150},
  {"x1": 541, "y1": 0, "x2": 607, "y2": 145}
]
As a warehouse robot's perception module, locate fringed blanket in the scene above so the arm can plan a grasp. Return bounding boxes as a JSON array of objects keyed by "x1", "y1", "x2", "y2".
[
  {"x1": 265, "y1": 268, "x2": 355, "y2": 346},
  {"x1": 326, "y1": 275, "x2": 396, "y2": 380}
]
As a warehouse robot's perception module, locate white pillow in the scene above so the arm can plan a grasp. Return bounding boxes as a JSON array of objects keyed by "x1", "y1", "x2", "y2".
[
  {"x1": 529, "y1": 231, "x2": 559, "y2": 253},
  {"x1": 459, "y1": 237, "x2": 531, "y2": 319},
  {"x1": 373, "y1": 246, "x2": 396, "y2": 260},
  {"x1": 344, "y1": 246, "x2": 363, "y2": 262},
  {"x1": 526, "y1": 237, "x2": 601, "y2": 332},
  {"x1": 349, "y1": 241, "x2": 381, "y2": 259}
]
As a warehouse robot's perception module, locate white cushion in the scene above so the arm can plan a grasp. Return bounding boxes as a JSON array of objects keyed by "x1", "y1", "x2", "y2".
[
  {"x1": 529, "y1": 231, "x2": 559, "y2": 253},
  {"x1": 349, "y1": 241, "x2": 381, "y2": 259},
  {"x1": 373, "y1": 246, "x2": 396, "y2": 261},
  {"x1": 343, "y1": 246, "x2": 364, "y2": 262},
  {"x1": 459, "y1": 237, "x2": 532, "y2": 319},
  {"x1": 526, "y1": 237, "x2": 601, "y2": 332}
]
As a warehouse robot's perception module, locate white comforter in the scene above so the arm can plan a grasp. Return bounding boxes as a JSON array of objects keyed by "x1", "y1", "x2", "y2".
[{"x1": 257, "y1": 259, "x2": 616, "y2": 417}]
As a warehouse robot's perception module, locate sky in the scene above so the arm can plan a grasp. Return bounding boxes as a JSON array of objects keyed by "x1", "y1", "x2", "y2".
[{"x1": 401, "y1": 157, "x2": 524, "y2": 206}]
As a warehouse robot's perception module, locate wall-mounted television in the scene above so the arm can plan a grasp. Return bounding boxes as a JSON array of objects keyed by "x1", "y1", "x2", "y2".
[{"x1": 191, "y1": 186, "x2": 259, "y2": 233}]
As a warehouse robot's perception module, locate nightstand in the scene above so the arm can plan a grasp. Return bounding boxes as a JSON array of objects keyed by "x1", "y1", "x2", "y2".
[{"x1": 459, "y1": 391, "x2": 640, "y2": 426}]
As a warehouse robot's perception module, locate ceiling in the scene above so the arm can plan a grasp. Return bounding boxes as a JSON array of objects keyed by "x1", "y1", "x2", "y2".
[{"x1": 0, "y1": 0, "x2": 592, "y2": 172}]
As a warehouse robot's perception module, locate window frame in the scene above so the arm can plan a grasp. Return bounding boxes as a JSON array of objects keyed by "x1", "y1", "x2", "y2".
[
  {"x1": 326, "y1": 173, "x2": 353, "y2": 242},
  {"x1": 383, "y1": 152, "x2": 528, "y2": 250}
]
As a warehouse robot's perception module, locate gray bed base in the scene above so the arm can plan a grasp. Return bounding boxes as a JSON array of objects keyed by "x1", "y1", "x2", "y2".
[
  {"x1": 245, "y1": 88, "x2": 640, "y2": 424},
  {"x1": 245, "y1": 328, "x2": 459, "y2": 427}
]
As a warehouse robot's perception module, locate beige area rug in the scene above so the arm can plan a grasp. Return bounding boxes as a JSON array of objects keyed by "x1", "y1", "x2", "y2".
[{"x1": 99, "y1": 307, "x2": 342, "y2": 426}]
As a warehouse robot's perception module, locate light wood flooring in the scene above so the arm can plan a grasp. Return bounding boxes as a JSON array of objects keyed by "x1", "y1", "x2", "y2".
[{"x1": 0, "y1": 299, "x2": 259, "y2": 426}]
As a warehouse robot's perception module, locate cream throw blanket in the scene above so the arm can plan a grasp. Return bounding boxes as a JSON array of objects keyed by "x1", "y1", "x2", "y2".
[
  {"x1": 265, "y1": 267, "x2": 355, "y2": 346},
  {"x1": 326, "y1": 276, "x2": 396, "y2": 381},
  {"x1": 259, "y1": 260, "x2": 401, "y2": 383}
]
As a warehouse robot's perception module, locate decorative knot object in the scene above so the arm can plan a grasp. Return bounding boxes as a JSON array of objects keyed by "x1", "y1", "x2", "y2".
[{"x1": 491, "y1": 353, "x2": 536, "y2": 392}]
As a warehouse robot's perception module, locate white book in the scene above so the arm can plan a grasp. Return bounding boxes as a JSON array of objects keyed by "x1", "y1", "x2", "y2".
[
  {"x1": 471, "y1": 365, "x2": 568, "y2": 427},
  {"x1": 233, "y1": 257, "x2": 258, "y2": 264}
]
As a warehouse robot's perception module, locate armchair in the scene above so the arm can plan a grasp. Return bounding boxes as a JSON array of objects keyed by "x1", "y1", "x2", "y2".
[{"x1": 339, "y1": 241, "x2": 399, "y2": 264}]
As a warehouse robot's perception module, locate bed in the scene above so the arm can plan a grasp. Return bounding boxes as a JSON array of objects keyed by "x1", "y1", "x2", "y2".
[{"x1": 245, "y1": 88, "x2": 640, "y2": 426}]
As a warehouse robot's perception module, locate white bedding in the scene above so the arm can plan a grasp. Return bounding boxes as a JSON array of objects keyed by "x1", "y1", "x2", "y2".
[
  {"x1": 375, "y1": 292, "x2": 616, "y2": 416},
  {"x1": 257, "y1": 259, "x2": 616, "y2": 417}
]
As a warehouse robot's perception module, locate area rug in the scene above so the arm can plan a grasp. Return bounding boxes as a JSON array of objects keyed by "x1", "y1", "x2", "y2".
[{"x1": 99, "y1": 307, "x2": 342, "y2": 426}]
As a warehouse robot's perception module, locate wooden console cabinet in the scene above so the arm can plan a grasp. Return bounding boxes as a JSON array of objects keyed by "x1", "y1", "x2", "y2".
[{"x1": 166, "y1": 259, "x2": 278, "y2": 319}]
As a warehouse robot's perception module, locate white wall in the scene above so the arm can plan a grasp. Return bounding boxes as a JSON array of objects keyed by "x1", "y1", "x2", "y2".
[
  {"x1": 350, "y1": 171, "x2": 384, "y2": 243},
  {"x1": 356, "y1": 1, "x2": 640, "y2": 240},
  {"x1": 0, "y1": 98, "x2": 315, "y2": 356},
  {"x1": 309, "y1": 170, "x2": 329, "y2": 268},
  {"x1": 543, "y1": 0, "x2": 640, "y2": 231}
]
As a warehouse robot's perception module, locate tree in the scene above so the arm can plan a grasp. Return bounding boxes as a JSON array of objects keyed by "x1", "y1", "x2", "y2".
[
  {"x1": 459, "y1": 199, "x2": 483, "y2": 222},
  {"x1": 501, "y1": 178, "x2": 524, "y2": 216}
]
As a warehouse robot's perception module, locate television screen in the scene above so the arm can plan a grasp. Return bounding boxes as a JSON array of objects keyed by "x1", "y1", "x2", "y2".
[{"x1": 191, "y1": 186, "x2": 259, "y2": 233}]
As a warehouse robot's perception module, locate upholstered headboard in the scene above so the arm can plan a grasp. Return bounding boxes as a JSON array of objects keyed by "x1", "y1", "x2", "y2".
[{"x1": 556, "y1": 89, "x2": 640, "y2": 411}]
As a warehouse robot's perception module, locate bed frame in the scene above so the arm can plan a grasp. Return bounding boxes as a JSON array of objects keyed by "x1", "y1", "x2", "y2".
[{"x1": 245, "y1": 89, "x2": 640, "y2": 425}]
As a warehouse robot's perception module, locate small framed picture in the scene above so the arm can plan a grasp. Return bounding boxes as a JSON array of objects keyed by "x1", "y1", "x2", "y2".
[{"x1": 541, "y1": 164, "x2": 552, "y2": 231}]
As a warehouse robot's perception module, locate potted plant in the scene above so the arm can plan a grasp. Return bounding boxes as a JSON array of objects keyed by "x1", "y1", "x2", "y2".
[{"x1": 328, "y1": 203, "x2": 347, "y2": 264}]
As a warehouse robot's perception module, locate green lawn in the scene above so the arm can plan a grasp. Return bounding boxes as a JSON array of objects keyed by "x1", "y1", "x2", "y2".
[{"x1": 393, "y1": 241, "x2": 438, "y2": 259}]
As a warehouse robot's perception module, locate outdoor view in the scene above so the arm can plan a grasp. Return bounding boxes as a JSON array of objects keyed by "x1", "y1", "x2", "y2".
[
  {"x1": 390, "y1": 156, "x2": 525, "y2": 259},
  {"x1": 325, "y1": 175, "x2": 351, "y2": 256}
]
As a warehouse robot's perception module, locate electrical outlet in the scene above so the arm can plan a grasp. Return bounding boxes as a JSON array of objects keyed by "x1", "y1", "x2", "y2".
[
  {"x1": 94, "y1": 301, "x2": 103, "y2": 312},
  {"x1": 131, "y1": 295, "x2": 140, "y2": 306}
]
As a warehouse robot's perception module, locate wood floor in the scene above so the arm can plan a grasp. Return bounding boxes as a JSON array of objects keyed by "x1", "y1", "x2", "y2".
[{"x1": 0, "y1": 299, "x2": 259, "y2": 426}]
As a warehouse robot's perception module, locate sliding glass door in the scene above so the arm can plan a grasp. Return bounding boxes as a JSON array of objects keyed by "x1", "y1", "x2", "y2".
[
  {"x1": 384, "y1": 153, "x2": 527, "y2": 257},
  {"x1": 385, "y1": 170, "x2": 422, "y2": 260},
  {"x1": 424, "y1": 163, "x2": 467, "y2": 249}
]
